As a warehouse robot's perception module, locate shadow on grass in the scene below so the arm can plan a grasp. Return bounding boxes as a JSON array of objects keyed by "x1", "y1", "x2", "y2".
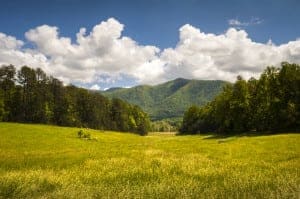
[{"x1": 178, "y1": 130, "x2": 299, "y2": 140}]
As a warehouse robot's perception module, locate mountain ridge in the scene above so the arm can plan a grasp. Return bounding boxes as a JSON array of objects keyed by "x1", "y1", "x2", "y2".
[{"x1": 101, "y1": 78, "x2": 229, "y2": 120}]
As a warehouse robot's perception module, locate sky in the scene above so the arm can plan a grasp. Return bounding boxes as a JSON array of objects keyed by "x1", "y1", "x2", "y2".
[{"x1": 0, "y1": 0, "x2": 299, "y2": 90}]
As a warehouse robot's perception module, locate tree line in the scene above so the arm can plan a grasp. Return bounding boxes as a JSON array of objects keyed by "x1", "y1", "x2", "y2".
[
  {"x1": 180, "y1": 62, "x2": 300, "y2": 134},
  {"x1": 0, "y1": 65, "x2": 150, "y2": 135}
]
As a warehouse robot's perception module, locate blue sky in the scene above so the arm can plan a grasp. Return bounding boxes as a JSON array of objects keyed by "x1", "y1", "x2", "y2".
[
  {"x1": 0, "y1": 0, "x2": 299, "y2": 89},
  {"x1": 2, "y1": 0, "x2": 299, "y2": 47}
]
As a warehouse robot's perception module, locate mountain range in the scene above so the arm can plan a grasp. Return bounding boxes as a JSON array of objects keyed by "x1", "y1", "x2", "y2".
[{"x1": 101, "y1": 78, "x2": 228, "y2": 120}]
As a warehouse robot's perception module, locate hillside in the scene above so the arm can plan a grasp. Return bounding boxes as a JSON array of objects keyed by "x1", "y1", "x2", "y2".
[
  {"x1": 102, "y1": 78, "x2": 228, "y2": 120},
  {"x1": 0, "y1": 122, "x2": 299, "y2": 198}
]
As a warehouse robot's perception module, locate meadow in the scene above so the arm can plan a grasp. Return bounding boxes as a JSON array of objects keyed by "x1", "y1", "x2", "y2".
[{"x1": 0, "y1": 122, "x2": 299, "y2": 198}]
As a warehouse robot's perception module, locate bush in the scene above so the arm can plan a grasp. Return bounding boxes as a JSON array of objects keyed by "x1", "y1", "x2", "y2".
[
  {"x1": 82, "y1": 132, "x2": 91, "y2": 139},
  {"x1": 77, "y1": 129, "x2": 83, "y2": 138},
  {"x1": 77, "y1": 129, "x2": 91, "y2": 139}
]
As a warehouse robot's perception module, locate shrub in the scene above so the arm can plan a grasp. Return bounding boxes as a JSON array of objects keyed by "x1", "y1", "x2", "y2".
[
  {"x1": 82, "y1": 132, "x2": 91, "y2": 139},
  {"x1": 77, "y1": 129, "x2": 84, "y2": 138},
  {"x1": 77, "y1": 129, "x2": 91, "y2": 139}
]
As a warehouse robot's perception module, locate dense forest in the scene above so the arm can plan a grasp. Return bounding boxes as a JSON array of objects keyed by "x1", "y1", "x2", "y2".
[
  {"x1": 0, "y1": 65, "x2": 150, "y2": 135},
  {"x1": 180, "y1": 62, "x2": 300, "y2": 134},
  {"x1": 102, "y1": 78, "x2": 227, "y2": 120}
]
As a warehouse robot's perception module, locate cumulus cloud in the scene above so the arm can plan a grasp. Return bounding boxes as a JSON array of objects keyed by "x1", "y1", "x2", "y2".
[
  {"x1": 159, "y1": 25, "x2": 300, "y2": 81},
  {"x1": 0, "y1": 33, "x2": 23, "y2": 50},
  {"x1": 0, "y1": 32, "x2": 49, "y2": 73},
  {"x1": 21, "y1": 18, "x2": 160, "y2": 84},
  {"x1": 0, "y1": 18, "x2": 299, "y2": 87}
]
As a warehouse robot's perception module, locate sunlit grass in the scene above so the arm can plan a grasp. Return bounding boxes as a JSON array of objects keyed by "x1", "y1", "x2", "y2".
[{"x1": 0, "y1": 122, "x2": 299, "y2": 198}]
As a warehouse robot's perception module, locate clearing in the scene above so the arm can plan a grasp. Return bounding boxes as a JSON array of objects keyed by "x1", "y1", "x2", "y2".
[{"x1": 0, "y1": 123, "x2": 299, "y2": 198}]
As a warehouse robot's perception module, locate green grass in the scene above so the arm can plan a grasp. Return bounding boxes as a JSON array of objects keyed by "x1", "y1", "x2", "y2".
[{"x1": 0, "y1": 122, "x2": 299, "y2": 198}]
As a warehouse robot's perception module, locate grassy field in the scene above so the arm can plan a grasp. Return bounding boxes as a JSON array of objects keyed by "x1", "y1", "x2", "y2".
[{"x1": 0, "y1": 123, "x2": 299, "y2": 198}]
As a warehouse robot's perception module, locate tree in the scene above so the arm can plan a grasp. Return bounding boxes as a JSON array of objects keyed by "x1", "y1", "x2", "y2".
[
  {"x1": 17, "y1": 66, "x2": 38, "y2": 122},
  {"x1": 0, "y1": 65, "x2": 16, "y2": 121},
  {"x1": 0, "y1": 89, "x2": 6, "y2": 121},
  {"x1": 212, "y1": 84, "x2": 233, "y2": 133},
  {"x1": 277, "y1": 62, "x2": 300, "y2": 130},
  {"x1": 229, "y1": 76, "x2": 250, "y2": 132},
  {"x1": 34, "y1": 68, "x2": 50, "y2": 123},
  {"x1": 180, "y1": 106, "x2": 201, "y2": 134},
  {"x1": 131, "y1": 105, "x2": 150, "y2": 135},
  {"x1": 0, "y1": 65, "x2": 151, "y2": 134},
  {"x1": 179, "y1": 62, "x2": 300, "y2": 134}
]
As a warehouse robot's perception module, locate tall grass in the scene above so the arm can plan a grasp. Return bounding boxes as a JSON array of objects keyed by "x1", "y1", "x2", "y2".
[{"x1": 0, "y1": 122, "x2": 299, "y2": 198}]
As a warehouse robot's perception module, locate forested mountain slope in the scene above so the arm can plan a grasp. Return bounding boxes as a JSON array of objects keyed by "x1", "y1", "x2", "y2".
[{"x1": 102, "y1": 78, "x2": 228, "y2": 120}]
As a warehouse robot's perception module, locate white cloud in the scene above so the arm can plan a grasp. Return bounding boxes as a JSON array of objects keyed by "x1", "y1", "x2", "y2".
[
  {"x1": 0, "y1": 33, "x2": 23, "y2": 50},
  {"x1": 0, "y1": 18, "x2": 299, "y2": 87},
  {"x1": 228, "y1": 19, "x2": 244, "y2": 26},
  {"x1": 159, "y1": 25, "x2": 300, "y2": 81},
  {"x1": 132, "y1": 59, "x2": 166, "y2": 84},
  {"x1": 90, "y1": 84, "x2": 100, "y2": 90},
  {"x1": 0, "y1": 32, "x2": 50, "y2": 73},
  {"x1": 22, "y1": 18, "x2": 160, "y2": 84},
  {"x1": 228, "y1": 17, "x2": 263, "y2": 27}
]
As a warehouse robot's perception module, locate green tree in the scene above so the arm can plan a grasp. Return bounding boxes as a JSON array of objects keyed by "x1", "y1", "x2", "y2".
[
  {"x1": 0, "y1": 89, "x2": 6, "y2": 121},
  {"x1": 229, "y1": 76, "x2": 251, "y2": 132},
  {"x1": 180, "y1": 62, "x2": 300, "y2": 134},
  {"x1": 17, "y1": 66, "x2": 38, "y2": 122},
  {"x1": 0, "y1": 65, "x2": 16, "y2": 121},
  {"x1": 180, "y1": 106, "x2": 201, "y2": 134}
]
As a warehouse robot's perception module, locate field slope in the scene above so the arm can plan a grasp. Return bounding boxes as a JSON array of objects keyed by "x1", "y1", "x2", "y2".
[{"x1": 0, "y1": 123, "x2": 299, "y2": 198}]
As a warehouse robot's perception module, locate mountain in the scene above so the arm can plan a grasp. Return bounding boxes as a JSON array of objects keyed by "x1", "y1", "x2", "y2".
[{"x1": 102, "y1": 78, "x2": 229, "y2": 120}]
